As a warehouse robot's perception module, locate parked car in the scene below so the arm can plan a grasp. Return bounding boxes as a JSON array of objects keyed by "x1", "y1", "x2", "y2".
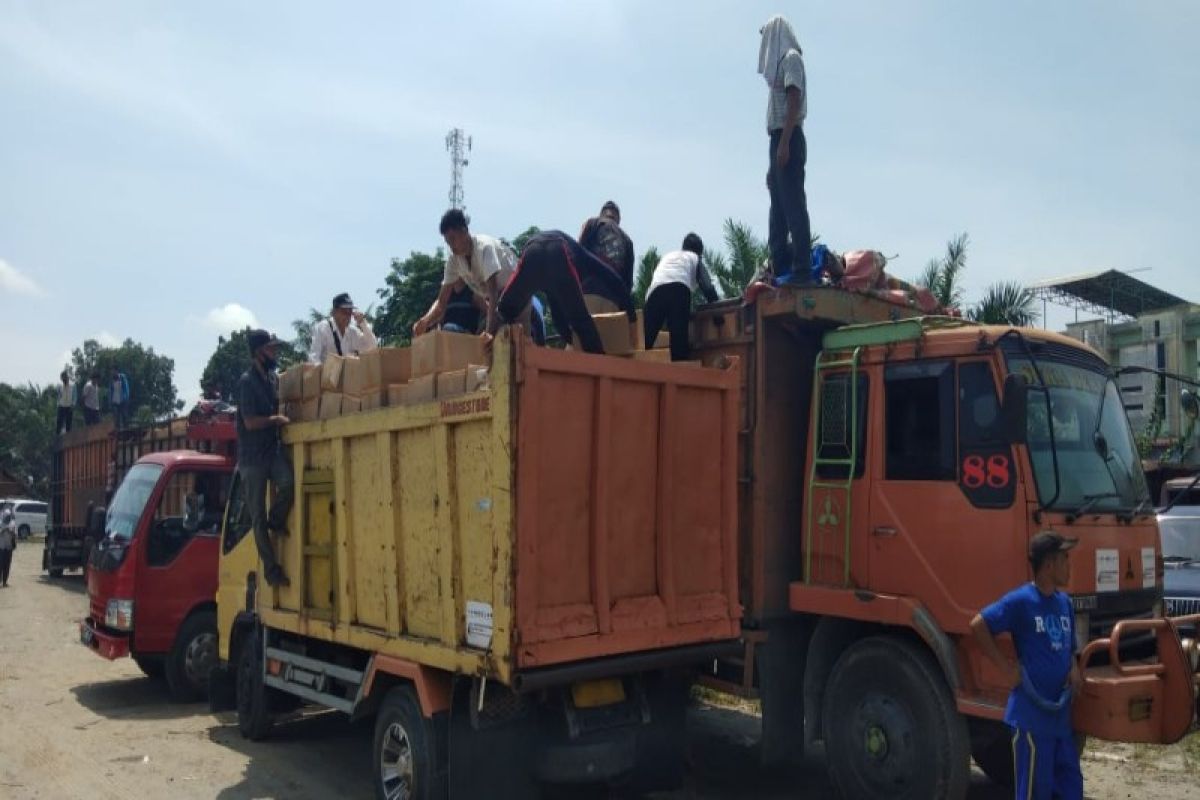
[
  {"x1": 1, "y1": 498, "x2": 48, "y2": 540},
  {"x1": 1160, "y1": 505, "x2": 1200, "y2": 653}
]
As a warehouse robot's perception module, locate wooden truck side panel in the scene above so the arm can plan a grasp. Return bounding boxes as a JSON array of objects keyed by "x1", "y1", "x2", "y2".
[{"x1": 259, "y1": 335, "x2": 740, "y2": 685}]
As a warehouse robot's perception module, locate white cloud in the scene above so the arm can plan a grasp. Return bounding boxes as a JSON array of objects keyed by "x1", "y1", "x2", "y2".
[
  {"x1": 202, "y1": 303, "x2": 258, "y2": 334},
  {"x1": 0, "y1": 258, "x2": 46, "y2": 296}
]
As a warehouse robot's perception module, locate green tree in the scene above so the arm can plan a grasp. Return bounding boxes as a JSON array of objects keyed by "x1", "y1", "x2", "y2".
[
  {"x1": 373, "y1": 249, "x2": 446, "y2": 346},
  {"x1": 511, "y1": 225, "x2": 541, "y2": 254},
  {"x1": 707, "y1": 219, "x2": 769, "y2": 299},
  {"x1": 289, "y1": 308, "x2": 327, "y2": 365},
  {"x1": 967, "y1": 281, "x2": 1038, "y2": 326},
  {"x1": 632, "y1": 247, "x2": 660, "y2": 308},
  {"x1": 201, "y1": 328, "x2": 301, "y2": 402},
  {"x1": 915, "y1": 233, "x2": 969, "y2": 310},
  {"x1": 0, "y1": 382, "x2": 57, "y2": 499},
  {"x1": 69, "y1": 338, "x2": 177, "y2": 423}
]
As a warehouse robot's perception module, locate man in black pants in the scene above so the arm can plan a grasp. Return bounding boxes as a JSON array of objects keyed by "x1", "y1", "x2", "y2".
[
  {"x1": 491, "y1": 230, "x2": 634, "y2": 354},
  {"x1": 643, "y1": 233, "x2": 719, "y2": 361}
]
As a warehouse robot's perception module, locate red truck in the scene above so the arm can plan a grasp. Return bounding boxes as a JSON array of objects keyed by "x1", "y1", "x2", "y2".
[{"x1": 78, "y1": 411, "x2": 237, "y2": 701}]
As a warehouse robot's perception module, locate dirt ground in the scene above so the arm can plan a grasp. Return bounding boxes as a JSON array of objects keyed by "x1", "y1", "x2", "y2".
[{"x1": 0, "y1": 543, "x2": 1196, "y2": 800}]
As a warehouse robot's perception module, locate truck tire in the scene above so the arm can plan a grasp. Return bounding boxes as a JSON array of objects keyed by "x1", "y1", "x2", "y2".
[
  {"x1": 236, "y1": 631, "x2": 274, "y2": 740},
  {"x1": 165, "y1": 610, "x2": 217, "y2": 703},
  {"x1": 134, "y1": 655, "x2": 165, "y2": 680},
  {"x1": 373, "y1": 686, "x2": 445, "y2": 800},
  {"x1": 822, "y1": 636, "x2": 970, "y2": 800},
  {"x1": 18, "y1": 524, "x2": 30, "y2": 540},
  {"x1": 48, "y1": 568, "x2": 64, "y2": 578},
  {"x1": 627, "y1": 672, "x2": 689, "y2": 792}
]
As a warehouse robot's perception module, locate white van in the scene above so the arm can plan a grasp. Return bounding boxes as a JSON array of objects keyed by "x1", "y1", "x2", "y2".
[{"x1": 1, "y1": 498, "x2": 48, "y2": 540}]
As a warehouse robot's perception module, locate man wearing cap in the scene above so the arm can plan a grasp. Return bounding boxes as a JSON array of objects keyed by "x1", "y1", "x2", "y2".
[
  {"x1": 236, "y1": 330, "x2": 294, "y2": 588},
  {"x1": 309, "y1": 293, "x2": 378, "y2": 364},
  {"x1": 578, "y1": 201, "x2": 635, "y2": 313},
  {"x1": 970, "y1": 532, "x2": 1084, "y2": 800}
]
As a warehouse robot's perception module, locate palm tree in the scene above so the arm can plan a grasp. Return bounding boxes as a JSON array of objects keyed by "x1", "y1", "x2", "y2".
[
  {"x1": 709, "y1": 219, "x2": 769, "y2": 298},
  {"x1": 632, "y1": 247, "x2": 660, "y2": 308},
  {"x1": 916, "y1": 233, "x2": 969, "y2": 310},
  {"x1": 968, "y1": 282, "x2": 1038, "y2": 326}
]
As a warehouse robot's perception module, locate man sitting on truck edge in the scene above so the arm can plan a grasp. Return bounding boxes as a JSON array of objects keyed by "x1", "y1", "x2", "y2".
[
  {"x1": 489, "y1": 229, "x2": 635, "y2": 354},
  {"x1": 578, "y1": 200, "x2": 635, "y2": 313},
  {"x1": 309, "y1": 292, "x2": 378, "y2": 364},
  {"x1": 413, "y1": 209, "x2": 544, "y2": 342},
  {"x1": 970, "y1": 532, "x2": 1083, "y2": 800},
  {"x1": 236, "y1": 329, "x2": 294, "y2": 588}
]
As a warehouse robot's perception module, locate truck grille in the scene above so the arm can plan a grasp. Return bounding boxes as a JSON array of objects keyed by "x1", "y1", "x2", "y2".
[{"x1": 1166, "y1": 597, "x2": 1200, "y2": 617}]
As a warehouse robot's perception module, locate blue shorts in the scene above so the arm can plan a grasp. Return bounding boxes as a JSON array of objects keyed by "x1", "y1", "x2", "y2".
[{"x1": 1011, "y1": 727, "x2": 1082, "y2": 800}]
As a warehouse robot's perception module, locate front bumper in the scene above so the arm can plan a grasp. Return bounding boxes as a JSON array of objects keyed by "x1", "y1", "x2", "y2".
[{"x1": 79, "y1": 617, "x2": 130, "y2": 660}]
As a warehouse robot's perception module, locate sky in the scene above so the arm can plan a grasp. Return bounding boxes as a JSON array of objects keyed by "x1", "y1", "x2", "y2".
[{"x1": 2, "y1": 1, "x2": 1198, "y2": 401}]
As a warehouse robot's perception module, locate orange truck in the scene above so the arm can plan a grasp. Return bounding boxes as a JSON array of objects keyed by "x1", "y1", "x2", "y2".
[{"x1": 692, "y1": 288, "x2": 1198, "y2": 798}]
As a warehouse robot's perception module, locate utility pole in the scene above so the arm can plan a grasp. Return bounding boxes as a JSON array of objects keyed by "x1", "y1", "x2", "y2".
[{"x1": 445, "y1": 128, "x2": 472, "y2": 211}]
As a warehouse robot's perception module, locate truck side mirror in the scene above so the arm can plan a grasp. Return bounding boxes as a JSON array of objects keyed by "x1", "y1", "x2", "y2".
[
  {"x1": 1182, "y1": 389, "x2": 1199, "y2": 421},
  {"x1": 1001, "y1": 374, "x2": 1028, "y2": 445}
]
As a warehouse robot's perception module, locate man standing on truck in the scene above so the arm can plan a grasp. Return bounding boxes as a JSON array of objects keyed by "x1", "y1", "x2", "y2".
[
  {"x1": 82, "y1": 373, "x2": 101, "y2": 425},
  {"x1": 110, "y1": 367, "x2": 131, "y2": 429},
  {"x1": 578, "y1": 200, "x2": 635, "y2": 312},
  {"x1": 759, "y1": 15, "x2": 813, "y2": 284},
  {"x1": 490, "y1": 229, "x2": 635, "y2": 354},
  {"x1": 56, "y1": 370, "x2": 76, "y2": 434},
  {"x1": 643, "y1": 233, "x2": 719, "y2": 361},
  {"x1": 309, "y1": 292, "x2": 379, "y2": 364},
  {"x1": 236, "y1": 329, "x2": 293, "y2": 588},
  {"x1": 970, "y1": 532, "x2": 1084, "y2": 800}
]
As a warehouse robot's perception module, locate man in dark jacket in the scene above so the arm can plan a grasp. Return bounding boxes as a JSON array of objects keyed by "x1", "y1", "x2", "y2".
[
  {"x1": 235, "y1": 330, "x2": 293, "y2": 588},
  {"x1": 578, "y1": 200, "x2": 635, "y2": 312},
  {"x1": 490, "y1": 230, "x2": 634, "y2": 354}
]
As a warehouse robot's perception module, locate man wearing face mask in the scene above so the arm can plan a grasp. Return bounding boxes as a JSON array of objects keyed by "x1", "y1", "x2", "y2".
[
  {"x1": 309, "y1": 292, "x2": 378, "y2": 364},
  {"x1": 236, "y1": 329, "x2": 293, "y2": 588}
]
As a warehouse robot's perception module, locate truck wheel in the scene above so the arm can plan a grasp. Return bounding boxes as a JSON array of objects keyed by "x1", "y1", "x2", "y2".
[
  {"x1": 165, "y1": 611, "x2": 217, "y2": 702},
  {"x1": 134, "y1": 655, "x2": 165, "y2": 680},
  {"x1": 236, "y1": 632, "x2": 274, "y2": 740},
  {"x1": 18, "y1": 525, "x2": 30, "y2": 540},
  {"x1": 822, "y1": 636, "x2": 970, "y2": 800},
  {"x1": 48, "y1": 568, "x2": 64, "y2": 578},
  {"x1": 627, "y1": 672, "x2": 689, "y2": 792},
  {"x1": 373, "y1": 686, "x2": 444, "y2": 800}
]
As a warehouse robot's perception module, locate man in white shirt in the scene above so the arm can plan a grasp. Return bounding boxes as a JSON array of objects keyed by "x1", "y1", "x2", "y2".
[
  {"x1": 759, "y1": 15, "x2": 812, "y2": 284},
  {"x1": 644, "y1": 233, "x2": 719, "y2": 361},
  {"x1": 413, "y1": 209, "x2": 539, "y2": 339},
  {"x1": 309, "y1": 293, "x2": 379, "y2": 364},
  {"x1": 57, "y1": 370, "x2": 76, "y2": 434},
  {"x1": 82, "y1": 373, "x2": 101, "y2": 425}
]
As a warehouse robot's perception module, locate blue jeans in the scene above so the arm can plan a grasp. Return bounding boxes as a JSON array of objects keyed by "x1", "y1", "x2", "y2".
[{"x1": 767, "y1": 127, "x2": 812, "y2": 279}]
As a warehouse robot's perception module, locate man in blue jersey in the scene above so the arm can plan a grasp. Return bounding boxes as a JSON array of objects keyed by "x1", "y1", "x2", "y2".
[{"x1": 970, "y1": 532, "x2": 1084, "y2": 800}]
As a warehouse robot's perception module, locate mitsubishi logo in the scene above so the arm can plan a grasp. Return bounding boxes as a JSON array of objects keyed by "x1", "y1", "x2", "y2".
[{"x1": 818, "y1": 493, "x2": 840, "y2": 527}]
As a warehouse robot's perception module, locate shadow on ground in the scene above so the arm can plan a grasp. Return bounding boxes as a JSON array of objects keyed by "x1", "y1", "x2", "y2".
[
  {"x1": 38, "y1": 572, "x2": 87, "y2": 595},
  {"x1": 71, "y1": 677, "x2": 212, "y2": 722}
]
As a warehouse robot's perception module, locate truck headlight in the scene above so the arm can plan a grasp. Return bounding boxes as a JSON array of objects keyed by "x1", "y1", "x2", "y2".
[
  {"x1": 105, "y1": 599, "x2": 134, "y2": 631},
  {"x1": 1074, "y1": 613, "x2": 1090, "y2": 652}
]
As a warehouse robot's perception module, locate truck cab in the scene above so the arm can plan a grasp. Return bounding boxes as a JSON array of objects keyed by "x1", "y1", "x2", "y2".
[{"x1": 80, "y1": 450, "x2": 234, "y2": 701}]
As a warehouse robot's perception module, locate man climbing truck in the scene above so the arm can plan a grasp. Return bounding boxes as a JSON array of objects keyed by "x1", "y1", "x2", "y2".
[
  {"x1": 211, "y1": 330, "x2": 743, "y2": 798},
  {"x1": 689, "y1": 288, "x2": 1198, "y2": 799}
]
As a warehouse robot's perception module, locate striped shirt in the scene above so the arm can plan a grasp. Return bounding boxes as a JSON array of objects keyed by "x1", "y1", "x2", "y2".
[{"x1": 766, "y1": 50, "x2": 807, "y2": 132}]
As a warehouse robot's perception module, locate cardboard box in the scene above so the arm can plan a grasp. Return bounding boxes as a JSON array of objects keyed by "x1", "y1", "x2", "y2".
[
  {"x1": 411, "y1": 331, "x2": 484, "y2": 378},
  {"x1": 319, "y1": 392, "x2": 342, "y2": 420},
  {"x1": 302, "y1": 364, "x2": 322, "y2": 400},
  {"x1": 360, "y1": 347, "x2": 412, "y2": 389},
  {"x1": 437, "y1": 369, "x2": 466, "y2": 399},
  {"x1": 321, "y1": 355, "x2": 346, "y2": 392},
  {"x1": 652, "y1": 331, "x2": 670, "y2": 350},
  {"x1": 341, "y1": 395, "x2": 362, "y2": 414},
  {"x1": 386, "y1": 383, "x2": 408, "y2": 406},
  {"x1": 298, "y1": 397, "x2": 320, "y2": 422},
  {"x1": 361, "y1": 388, "x2": 387, "y2": 411},
  {"x1": 630, "y1": 349, "x2": 671, "y2": 364},
  {"x1": 340, "y1": 356, "x2": 367, "y2": 397},
  {"x1": 279, "y1": 366, "x2": 304, "y2": 401},
  {"x1": 406, "y1": 374, "x2": 437, "y2": 404},
  {"x1": 574, "y1": 312, "x2": 642, "y2": 355}
]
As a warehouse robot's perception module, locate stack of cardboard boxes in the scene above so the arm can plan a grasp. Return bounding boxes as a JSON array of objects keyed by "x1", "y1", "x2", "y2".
[
  {"x1": 278, "y1": 331, "x2": 490, "y2": 422},
  {"x1": 576, "y1": 312, "x2": 697, "y2": 366}
]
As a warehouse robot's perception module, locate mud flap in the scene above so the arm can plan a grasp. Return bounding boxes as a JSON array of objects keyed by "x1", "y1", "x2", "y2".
[
  {"x1": 448, "y1": 679, "x2": 539, "y2": 800},
  {"x1": 759, "y1": 619, "x2": 812, "y2": 766}
]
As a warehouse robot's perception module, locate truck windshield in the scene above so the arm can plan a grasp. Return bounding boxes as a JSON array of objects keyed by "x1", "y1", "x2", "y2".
[
  {"x1": 1008, "y1": 356, "x2": 1149, "y2": 513},
  {"x1": 106, "y1": 464, "x2": 164, "y2": 541}
]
